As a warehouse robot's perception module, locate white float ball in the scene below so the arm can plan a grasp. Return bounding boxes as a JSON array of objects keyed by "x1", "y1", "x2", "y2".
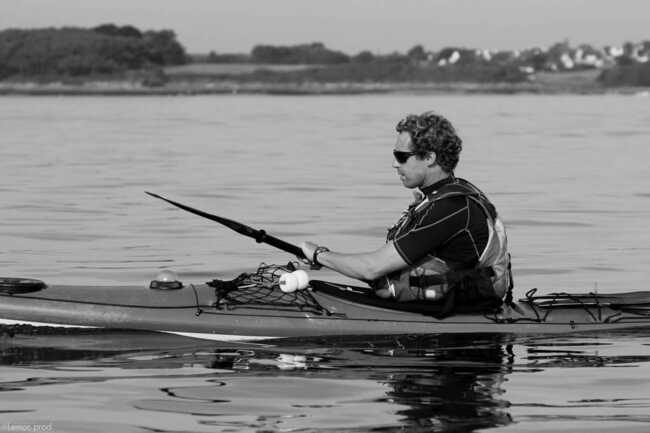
[
  {"x1": 291, "y1": 270, "x2": 309, "y2": 290},
  {"x1": 279, "y1": 272, "x2": 299, "y2": 293}
]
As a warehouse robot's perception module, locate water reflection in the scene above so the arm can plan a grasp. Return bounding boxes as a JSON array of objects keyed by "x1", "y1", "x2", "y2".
[
  {"x1": 2, "y1": 329, "x2": 650, "y2": 432},
  {"x1": 266, "y1": 334, "x2": 515, "y2": 431},
  {"x1": 375, "y1": 336, "x2": 513, "y2": 431}
]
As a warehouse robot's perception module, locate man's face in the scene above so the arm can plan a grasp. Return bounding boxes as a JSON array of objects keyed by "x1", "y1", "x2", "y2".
[{"x1": 392, "y1": 132, "x2": 433, "y2": 189}]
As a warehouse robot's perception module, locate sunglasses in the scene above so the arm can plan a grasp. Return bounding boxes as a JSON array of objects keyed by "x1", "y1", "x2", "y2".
[{"x1": 393, "y1": 150, "x2": 419, "y2": 164}]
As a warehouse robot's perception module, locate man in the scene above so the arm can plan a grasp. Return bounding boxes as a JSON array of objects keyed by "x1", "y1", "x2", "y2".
[{"x1": 300, "y1": 111, "x2": 511, "y2": 311}]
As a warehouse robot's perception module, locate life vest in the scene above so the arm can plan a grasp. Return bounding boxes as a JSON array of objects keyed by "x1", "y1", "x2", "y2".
[{"x1": 375, "y1": 178, "x2": 512, "y2": 304}]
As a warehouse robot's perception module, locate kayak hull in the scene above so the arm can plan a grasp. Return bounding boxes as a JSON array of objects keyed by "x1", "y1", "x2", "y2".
[{"x1": 2, "y1": 280, "x2": 650, "y2": 340}]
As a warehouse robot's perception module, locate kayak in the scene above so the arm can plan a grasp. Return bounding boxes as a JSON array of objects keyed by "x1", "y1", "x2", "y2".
[{"x1": 2, "y1": 267, "x2": 650, "y2": 341}]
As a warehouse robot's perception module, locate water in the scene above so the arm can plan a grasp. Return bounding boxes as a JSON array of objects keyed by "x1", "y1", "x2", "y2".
[
  {"x1": 2, "y1": 331, "x2": 650, "y2": 432},
  {"x1": 1, "y1": 94, "x2": 650, "y2": 431}
]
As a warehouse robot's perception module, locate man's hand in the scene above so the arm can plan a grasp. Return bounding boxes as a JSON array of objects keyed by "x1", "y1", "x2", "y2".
[{"x1": 299, "y1": 241, "x2": 319, "y2": 266}]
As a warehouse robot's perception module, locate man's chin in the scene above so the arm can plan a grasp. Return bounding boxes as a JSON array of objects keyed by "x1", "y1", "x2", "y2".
[{"x1": 400, "y1": 178, "x2": 415, "y2": 188}]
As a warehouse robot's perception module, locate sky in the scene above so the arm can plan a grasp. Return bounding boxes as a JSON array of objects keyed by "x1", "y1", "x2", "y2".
[{"x1": 2, "y1": 0, "x2": 649, "y2": 54}]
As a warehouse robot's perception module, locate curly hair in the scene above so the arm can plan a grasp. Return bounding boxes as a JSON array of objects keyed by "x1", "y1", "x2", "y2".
[{"x1": 395, "y1": 111, "x2": 462, "y2": 173}]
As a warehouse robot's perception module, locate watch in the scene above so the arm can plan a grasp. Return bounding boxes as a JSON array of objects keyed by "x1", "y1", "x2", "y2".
[{"x1": 312, "y1": 246, "x2": 331, "y2": 267}]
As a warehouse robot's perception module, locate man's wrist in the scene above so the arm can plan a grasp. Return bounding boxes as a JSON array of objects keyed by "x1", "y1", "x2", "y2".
[{"x1": 312, "y1": 246, "x2": 331, "y2": 267}]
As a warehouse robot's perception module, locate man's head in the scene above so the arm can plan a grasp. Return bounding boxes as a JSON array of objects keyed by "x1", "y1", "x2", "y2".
[{"x1": 395, "y1": 111, "x2": 462, "y2": 174}]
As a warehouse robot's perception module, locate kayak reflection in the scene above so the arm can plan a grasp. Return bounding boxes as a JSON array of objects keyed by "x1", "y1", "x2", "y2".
[{"x1": 198, "y1": 333, "x2": 515, "y2": 431}]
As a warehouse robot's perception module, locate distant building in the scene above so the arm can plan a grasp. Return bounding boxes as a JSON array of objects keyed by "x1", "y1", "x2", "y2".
[
  {"x1": 428, "y1": 39, "x2": 646, "y2": 73},
  {"x1": 560, "y1": 53, "x2": 575, "y2": 69}
]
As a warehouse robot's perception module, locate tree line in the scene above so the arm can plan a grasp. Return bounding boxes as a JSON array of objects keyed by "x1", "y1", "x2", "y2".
[
  {"x1": 196, "y1": 42, "x2": 527, "y2": 83},
  {"x1": 0, "y1": 25, "x2": 187, "y2": 78},
  {"x1": 201, "y1": 40, "x2": 650, "y2": 86},
  {"x1": 1, "y1": 26, "x2": 648, "y2": 86}
]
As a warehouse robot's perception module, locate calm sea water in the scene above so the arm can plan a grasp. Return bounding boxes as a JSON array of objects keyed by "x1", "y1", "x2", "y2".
[{"x1": 1, "y1": 94, "x2": 650, "y2": 432}]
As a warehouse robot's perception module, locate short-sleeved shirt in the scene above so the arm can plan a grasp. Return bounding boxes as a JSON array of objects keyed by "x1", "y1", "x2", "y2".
[{"x1": 392, "y1": 177, "x2": 490, "y2": 269}]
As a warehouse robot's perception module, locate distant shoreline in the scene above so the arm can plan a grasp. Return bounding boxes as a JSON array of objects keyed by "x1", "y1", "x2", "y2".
[
  {"x1": 4, "y1": 28, "x2": 649, "y2": 96},
  {"x1": 1, "y1": 76, "x2": 648, "y2": 96}
]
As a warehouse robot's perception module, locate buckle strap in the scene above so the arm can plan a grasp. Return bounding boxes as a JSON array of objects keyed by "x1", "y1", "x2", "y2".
[{"x1": 408, "y1": 267, "x2": 495, "y2": 287}]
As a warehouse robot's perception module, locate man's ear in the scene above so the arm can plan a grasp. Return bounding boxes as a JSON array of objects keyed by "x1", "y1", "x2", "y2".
[{"x1": 425, "y1": 152, "x2": 438, "y2": 167}]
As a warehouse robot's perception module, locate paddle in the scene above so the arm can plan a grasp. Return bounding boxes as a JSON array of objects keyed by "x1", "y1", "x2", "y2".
[{"x1": 145, "y1": 191, "x2": 306, "y2": 259}]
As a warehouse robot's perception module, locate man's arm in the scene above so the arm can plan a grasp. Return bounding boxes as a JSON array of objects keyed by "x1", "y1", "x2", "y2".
[{"x1": 300, "y1": 241, "x2": 408, "y2": 281}]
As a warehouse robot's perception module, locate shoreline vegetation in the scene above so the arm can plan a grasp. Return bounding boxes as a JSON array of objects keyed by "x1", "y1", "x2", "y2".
[{"x1": 1, "y1": 25, "x2": 649, "y2": 96}]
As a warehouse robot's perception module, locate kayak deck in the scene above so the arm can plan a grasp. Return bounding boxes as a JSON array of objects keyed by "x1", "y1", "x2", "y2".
[{"x1": 2, "y1": 277, "x2": 650, "y2": 339}]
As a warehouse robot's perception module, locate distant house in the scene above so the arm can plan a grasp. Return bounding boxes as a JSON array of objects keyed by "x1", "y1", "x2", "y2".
[
  {"x1": 560, "y1": 53, "x2": 575, "y2": 69},
  {"x1": 476, "y1": 49, "x2": 492, "y2": 62},
  {"x1": 437, "y1": 50, "x2": 461, "y2": 66},
  {"x1": 631, "y1": 45, "x2": 649, "y2": 63},
  {"x1": 605, "y1": 46, "x2": 624, "y2": 58}
]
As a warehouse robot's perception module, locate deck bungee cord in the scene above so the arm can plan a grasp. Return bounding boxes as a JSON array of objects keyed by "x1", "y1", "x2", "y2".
[
  {"x1": 519, "y1": 288, "x2": 650, "y2": 323},
  {"x1": 206, "y1": 263, "x2": 331, "y2": 316}
]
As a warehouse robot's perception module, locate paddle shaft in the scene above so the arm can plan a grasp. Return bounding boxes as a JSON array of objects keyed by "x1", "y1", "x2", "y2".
[{"x1": 146, "y1": 192, "x2": 306, "y2": 259}]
